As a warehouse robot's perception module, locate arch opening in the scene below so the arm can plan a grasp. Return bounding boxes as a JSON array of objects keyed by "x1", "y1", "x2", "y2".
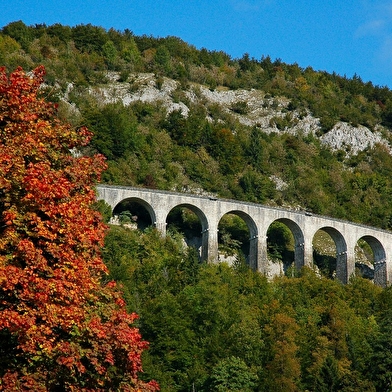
[
  {"x1": 217, "y1": 211, "x2": 257, "y2": 268},
  {"x1": 112, "y1": 197, "x2": 154, "y2": 230},
  {"x1": 166, "y1": 204, "x2": 208, "y2": 259},
  {"x1": 267, "y1": 218, "x2": 305, "y2": 275},
  {"x1": 355, "y1": 236, "x2": 386, "y2": 285},
  {"x1": 312, "y1": 227, "x2": 347, "y2": 283},
  {"x1": 167, "y1": 206, "x2": 202, "y2": 250},
  {"x1": 312, "y1": 229, "x2": 338, "y2": 279},
  {"x1": 267, "y1": 220, "x2": 299, "y2": 275}
]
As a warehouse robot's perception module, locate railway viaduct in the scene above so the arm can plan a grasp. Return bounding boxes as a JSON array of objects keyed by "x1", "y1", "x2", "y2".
[{"x1": 96, "y1": 184, "x2": 392, "y2": 286}]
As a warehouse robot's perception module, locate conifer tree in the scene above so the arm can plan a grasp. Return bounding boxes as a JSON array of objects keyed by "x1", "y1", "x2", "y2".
[{"x1": 0, "y1": 66, "x2": 158, "y2": 391}]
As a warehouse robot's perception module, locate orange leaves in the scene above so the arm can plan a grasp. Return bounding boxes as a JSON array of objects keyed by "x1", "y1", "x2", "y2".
[
  {"x1": 0, "y1": 308, "x2": 35, "y2": 333},
  {"x1": 23, "y1": 162, "x2": 72, "y2": 201},
  {"x1": 0, "y1": 264, "x2": 23, "y2": 291},
  {"x1": 3, "y1": 209, "x2": 17, "y2": 226},
  {"x1": 0, "y1": 66, "x2": 158, "y2": 390}
]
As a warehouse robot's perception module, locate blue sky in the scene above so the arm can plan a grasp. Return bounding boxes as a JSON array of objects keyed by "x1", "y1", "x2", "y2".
[{"x1": 2, "y1": 0, "x2": 392, "y2": 88}]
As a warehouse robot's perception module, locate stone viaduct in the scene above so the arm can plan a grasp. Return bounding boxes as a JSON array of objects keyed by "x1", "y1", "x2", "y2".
[{"x1": 96, "y1": 184, "x2": 392, "y2": 286}]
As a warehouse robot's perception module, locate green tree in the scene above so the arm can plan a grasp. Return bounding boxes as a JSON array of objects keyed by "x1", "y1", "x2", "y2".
[
  {"x1": 154, "y1": 45, "x2": 171, "y2": 73},
  {"x1": 2, "y1": 20, "x2": 34, "y2": 50},
  {"x1": 72, "y1": 23, "x2": 107, "y2": 53},
  {"x1": 120, "y1": 37, "x2": 142, "y2": 70},
  {"x1": 102, "y1": 40, "x2": 119, "y2": 69},
  {"x1": 371, "y1": 292, "x2": 392, "y2": 391},
  {"x1": 210, "y1": 356, "x2": 258, "y2": 391},
  {"x1": 85, "y1": 103, "x2": 139, "y2": 160},
  {"x1": 0, "y1": 35, "x2": 21, "y2": 64}
]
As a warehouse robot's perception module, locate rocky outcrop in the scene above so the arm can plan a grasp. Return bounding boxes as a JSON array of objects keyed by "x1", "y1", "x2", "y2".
[
  {"x1": 74, "y1": 72, "x2": 391, "y2": 158},
  {"x1": 320, "y1": 122, "x2": 390, "y2": 156}
]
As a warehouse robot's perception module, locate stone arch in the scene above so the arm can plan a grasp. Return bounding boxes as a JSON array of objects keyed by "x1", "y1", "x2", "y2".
[
  {"x1": 313, "y1": 226, "x2": 348, "y2": 283},
  {"x1": 217, "y1": 210, "x2": 258, "y2": 269},
  {"x1": 356, "y1": 235, "x2": 387, "y2": 286},
  {"x1": 268, "y1": 218, "x2": 305, "y2": 272},
  {"x1": 166, "y1": 203, "x2": 209, "y2": 260},
  {"x1": 112, "y1": 197, "x2": 156, "y2": 230}
]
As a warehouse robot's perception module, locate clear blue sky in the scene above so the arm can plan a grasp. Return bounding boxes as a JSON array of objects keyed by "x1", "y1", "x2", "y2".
[{"x1": 2, "y1": 0, "x2": 392, "y2": 88}]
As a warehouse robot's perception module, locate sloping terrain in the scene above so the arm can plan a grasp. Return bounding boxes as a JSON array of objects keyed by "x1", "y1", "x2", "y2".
[{"x1": 80, "y1": 72, "x2": 391, "y2": 157}]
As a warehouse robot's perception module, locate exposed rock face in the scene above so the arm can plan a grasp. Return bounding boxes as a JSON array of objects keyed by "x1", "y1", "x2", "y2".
[
  {"x1": 320, "y1": 122, "x2": 391, "y2": 156},
  {"x1": 88, "y1": 72, "x2": 189, "y2": 116},
  {"x1": 76, "y1": 72, "x2": 391, "y2": 158},
  {"x1": 269, "y1": 175, "x2": 288, "y2": 191}
]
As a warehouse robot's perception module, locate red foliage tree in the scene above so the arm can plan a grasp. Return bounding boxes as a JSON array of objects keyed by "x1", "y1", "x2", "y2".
[{"x1": 0, "y1": 66, "x2": 159, "y2": 391}]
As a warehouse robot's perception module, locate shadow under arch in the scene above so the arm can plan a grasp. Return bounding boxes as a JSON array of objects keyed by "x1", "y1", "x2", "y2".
[
  {"x1": 356, "y1": 235, "x2": 387, "y2": 286},
  {"x1": 270, "y1": 218, "x2": 305, "y2": 272},
  {"x1": 314, "y1": 226, "x2": 348, "y2": 283},
  {"x1": 112, "y1": 197, "x2": 156, "y2": 230},
  {"x1": 166, "y1": 203, "x2": 209, "y2": 260},
  {"x1": 218, "y1": 210, "x2": 258, "y2": 269}
]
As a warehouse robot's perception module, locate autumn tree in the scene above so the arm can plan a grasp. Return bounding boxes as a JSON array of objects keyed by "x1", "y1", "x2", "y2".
[{"x1": 0, "y1": 66, "x2": 159, "y2": 391}]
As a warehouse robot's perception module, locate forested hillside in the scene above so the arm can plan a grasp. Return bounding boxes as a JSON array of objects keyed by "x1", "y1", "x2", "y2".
[
  {"x1": 102, "y1": 226, "x2": 392, "y2": 391},
  {"x1": 3, "y1": 21, "x2": 392, "y2": 391},
  {"x1": 2, "y1": 21, "x2": 392, "y2": 227}
]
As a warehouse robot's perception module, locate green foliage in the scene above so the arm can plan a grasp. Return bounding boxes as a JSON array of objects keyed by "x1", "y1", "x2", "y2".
[
  {"x1": 0, "y1": 35, "x2": 21, "y2": 64},
  {"x1": 1, "y1": 20, "x2": 392, "y2": 128},
  {"x1": 267, "y1": 221, "x2": 294, "y2": 264},
  {"x1": 218, "y1": 214, "x2": 249, "y2": 256},
  {"x1": 238, "y1": 168, "x2": 276, "y2": 202},
  {"x1": 72, "y1": 23, "x2": 107, "y2": 53},
  {"x1": 101, "y1": 225, "x2": 387, "y2": 391},
  {"x1": 84, "y1": 102, "x2": 140, "y2": 160},
  {"x1": 92, "y1": 199, "x2": 112, "y2": 223},
  {"x1": 230, "y1": 100, "x2": 249, "y2": 114},
  {"x1": 2, "y1": 20, "x2": 34, "y2": 50},
  {"x1": 210, "y1": 356, "x2": 258, "y2": 391},
  {"x1": 102, "y1": 39, "x2": 119, "y2": 69},
  {"x1": 154, "y1": 45, "x2": 171, "y2": 73}
]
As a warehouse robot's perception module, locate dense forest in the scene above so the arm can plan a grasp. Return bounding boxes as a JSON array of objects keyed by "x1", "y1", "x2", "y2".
[
  {"x1": 3, "y1": 21, "x2": 392, "y2": 390},
  {"x1": 102, "y1": 226, "x2": 392, "y2": 391}
]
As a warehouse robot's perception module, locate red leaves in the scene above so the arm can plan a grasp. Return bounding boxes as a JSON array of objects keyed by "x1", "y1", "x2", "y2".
[{"x1": 0, "y1": 67, "x2": 158, "y2": 391}]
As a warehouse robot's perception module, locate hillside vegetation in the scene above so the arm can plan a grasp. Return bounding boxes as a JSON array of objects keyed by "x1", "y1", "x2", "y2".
[
  {"x1": 2, "y1": 21, "x2": 392, "y2": 228},
  {"x1": 102, "y1": 225, "x2": 392, "y2": 392}
]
